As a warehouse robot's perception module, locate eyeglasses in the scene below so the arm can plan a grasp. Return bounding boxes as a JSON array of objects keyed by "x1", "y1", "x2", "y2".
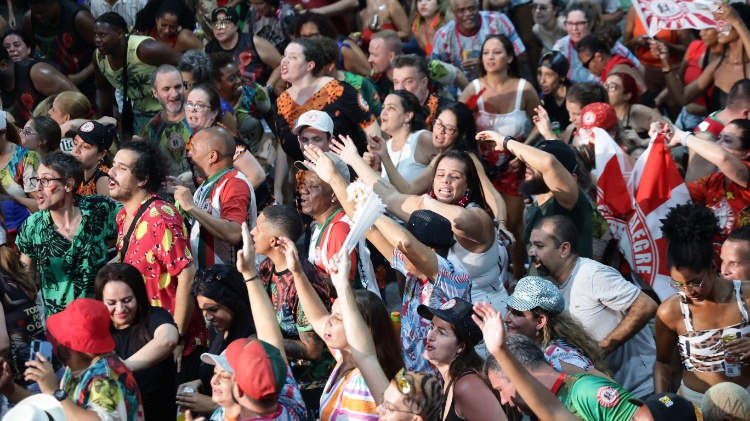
[
  {"x1": 669, "y1": 270, "x2": 709, "y2": 292},
  {"x1": 20, "y1": 128, "x2": 37, "y2": 136},
  {"x1": 600, "y1": 82, "x2": 621, "y2": 92},
  {"x1": 183, "y1": 81, "x2": 195, "y2": 90},
  {"x1": 581, "y1": 54, "x2": 595, "y2": 69},
  {"x1": 565, "y1": 20, "x2": 589, "y2": 28},
  {"x1": 378, "y1": 369, "x2": 419, "y2": 416},
  {"x1": 186, "y1": 102, "x2": 210, "y2": 112},
  {"x1": 212, "y1": 20, "x2": 233, "y2": 29},
  {"x1": 31, "y1": 177, "x2": 64, "y2": 188},
  {"x1": 434, "y1": 119, "x2": 458, "y2": 136}
]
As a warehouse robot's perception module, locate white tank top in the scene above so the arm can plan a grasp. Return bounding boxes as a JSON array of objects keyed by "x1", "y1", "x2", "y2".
[
  {"x1": 382, "y1": 129, "x2": 429, "y2": 183},
  {"x1": 474, "y1": 78, "x2": 528, "y2": 138}
]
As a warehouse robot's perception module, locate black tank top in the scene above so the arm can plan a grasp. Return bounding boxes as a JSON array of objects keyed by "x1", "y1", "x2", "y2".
[
  {"x1": 4, "y1": 60, "x2": 44, "y2": 125},
  {"x1": 205, "y1": 33, "x2": 271, "y2": 85},
  {"x1": 444, "y1": 371, "x2": 476, "y2": 421}
]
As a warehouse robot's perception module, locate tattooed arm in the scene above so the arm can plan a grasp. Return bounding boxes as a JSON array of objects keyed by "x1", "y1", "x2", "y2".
[{"x1": 284, "y1": 331, "x2": 324, "y2": 361}]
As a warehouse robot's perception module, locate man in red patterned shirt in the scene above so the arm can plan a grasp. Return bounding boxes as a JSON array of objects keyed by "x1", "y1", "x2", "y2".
[{"x1": 109, "y1": 140, "x2": 207, "y2": 383}]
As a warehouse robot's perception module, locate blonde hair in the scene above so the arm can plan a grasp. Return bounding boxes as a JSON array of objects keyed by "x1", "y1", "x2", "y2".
[
  {"x1": 0, "y1": 246, "x2": 36, "y2": 296},
  {"x1": 32, "y1": 94, "x2": 57, "y2": 117},
  {"x1": 535, "y1": 309, "x2": 610, "y2": 375},
  {"x1": 54, "y1": 91, "x2": 91, "y2": 120},
  {"x1": 410, "y1": 0, "x2": 451, "y2": 29}
]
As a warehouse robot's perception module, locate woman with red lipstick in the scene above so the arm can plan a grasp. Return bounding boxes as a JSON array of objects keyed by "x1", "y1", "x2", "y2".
[
  {"x1": 176, "y1": 264, "x2": 256, "y2": 417},
  {"x1": 95, "y1": 262, "x2": 180, "y2": 421},
  {"x1": 656, "y1": 203, "x2": 750, "y2": 414}
]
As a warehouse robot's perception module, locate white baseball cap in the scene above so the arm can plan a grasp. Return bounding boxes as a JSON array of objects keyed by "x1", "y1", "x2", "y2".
[
  {"x1": 3, "y1": 394, "x2": 66, "y2": 421},
  {"x1": 293, "y1": 110, "x2": 334, "y2": 137},
  {"x1": 200, "y1": 350, "x2": 234, "y2": 373}
]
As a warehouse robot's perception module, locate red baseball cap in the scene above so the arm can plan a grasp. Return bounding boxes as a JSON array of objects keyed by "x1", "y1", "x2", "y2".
[
  {"x1": 580, "y1": 102, "x2": 618, "y2": 131},
  {"x1": 225, "y1": 338, "x2": 287, "y2": 401},
  {"x1": 46, "y1": 298, "x2": 115, "y2": 354}
]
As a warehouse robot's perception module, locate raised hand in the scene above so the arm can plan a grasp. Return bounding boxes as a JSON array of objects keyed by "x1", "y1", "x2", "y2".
[
  {"x1": 303, "y1": 144, "x2": 338, "y2": 184},
  {"x1": 647, "y1": 38, "x2": 670, "y2": 64},
  {"x1": 476, "y1": 131, "x2": 505, "y2": 150},
  {"x1": 236, "y1": 222, "x2": 257, "y2": 278},
  {"x1": 328, "y1": 251, "x2": 352, "y2": 293},
  {"x1": 331, "y1": 134, "x2": 363, "y2": 166},
  {"x1": 275, "y1": 237, "x2": 302, "y2": 274},
  {"x1": 532, "y1": 105, "x2": 555, "y2": 139},
  {"x1": 472, "y1": 301, "x2": 507, "y2": 357},
  {"x1": 367, "y1": 134, "x2": 388, "y2": 158}
]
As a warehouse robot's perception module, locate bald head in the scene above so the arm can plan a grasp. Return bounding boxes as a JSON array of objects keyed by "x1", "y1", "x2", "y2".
[{"x1": 189, "y1": 126, "x2": 236, "y2": 178}]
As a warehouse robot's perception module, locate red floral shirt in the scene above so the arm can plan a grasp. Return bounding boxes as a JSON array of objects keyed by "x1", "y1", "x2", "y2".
[{"x1": 116, "y1": 194, "x2": 207, "y2": 354}]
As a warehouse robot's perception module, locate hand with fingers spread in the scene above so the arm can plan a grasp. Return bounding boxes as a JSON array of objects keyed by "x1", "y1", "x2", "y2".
[
  {"x1": 303, "y1": 145, "x2": 339, "y2": 184},
  {"x1": 331, "y1": 134, "x2": 363, "y2": 166},
  {"x1": 24, "y1": 353, "x2": 59, "y2": 395},
  {"x1": 532, "y1": 105, "x2": 555, "y2": 140},
  {"x1": 367, "y1": 134, "x2": 388, "y2": 158},
  {"x1": 472, "y1": 301, "x2": 507, "y2": 357},
  {"x1": 236, "y1": 222, "x2": 257, "y2": 279},
  {"x1": 275, "y1": 237, "x2": 303, "y2": 274}
]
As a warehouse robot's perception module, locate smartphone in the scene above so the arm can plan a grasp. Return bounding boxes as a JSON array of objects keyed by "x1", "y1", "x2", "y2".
[{"x1": 29, "y1": 340, "x2": 53, "y2": 362}]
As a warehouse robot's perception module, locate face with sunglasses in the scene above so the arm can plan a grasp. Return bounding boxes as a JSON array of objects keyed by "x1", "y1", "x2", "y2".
[
  {"x1": 577, "y1": 50, "x2": 605, "y2": 77},
  {"x1": 669, "y1": 268, "x2": 712, "y2": 301}
]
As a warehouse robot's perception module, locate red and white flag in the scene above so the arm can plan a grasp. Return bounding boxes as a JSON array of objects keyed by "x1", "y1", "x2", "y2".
[
  {"x1": 632, "y1": 0, "x2": 718, "y2": 37},
  {"x1": 594, "y1": 128, "x2": 690, "y2": 300}
]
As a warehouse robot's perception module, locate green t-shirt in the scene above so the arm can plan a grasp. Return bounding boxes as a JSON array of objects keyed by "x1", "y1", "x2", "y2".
[
  {"x1": 16, "y1": 195, "x2": 121, "y2": 316},
  {"x1": 525, "y1": 187, "x2": 594, "y2": 259},
  {"x1": 556, "y1": 373, "x2": 638, "y2": 421},
  {"x1": 140, "y1": 112, "x2": 192, "y2": 176}
]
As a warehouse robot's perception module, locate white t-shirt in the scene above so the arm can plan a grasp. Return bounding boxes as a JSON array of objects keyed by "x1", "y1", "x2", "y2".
[{"x1": 559, "y1": 257, "x2": 656, "y2": 398}]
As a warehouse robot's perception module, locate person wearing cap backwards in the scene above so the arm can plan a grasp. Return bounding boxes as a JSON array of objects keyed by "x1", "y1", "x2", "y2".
[
  {"x1": 17, "y1": 152, "x2": 120, "y2": 316},
  {"x1": 72, "y1": 120, "x2": 113, "y2": 197},
  {"x1": 92, "y1": 12, "x2": 182, "y2": 141},
  {"x1": 537, "y1": 51, "x2": 571, "y2": 136},
  {"x1": 173, "y1": 126, "x2": 257, "y2": 270},
  {"x1": 505, "y1": 276, "x2": 610, "y2": 378},
  {"x1": 108, "y1": 140, "x2": 207, "y2": 383},
  {"x1": 304, "y1": 145, "x2": 471, "y2": 373},
  {"x1": 0, "y1": 298, "x2": 144, "y2": 420},
  {"x1": 195, "y1": 350, "x2": 241, "y2": 421},
  {"x1": 477, "y1": 130, "x2": 594, "y2": 259},
  {"x1": 205, "y1": 7, "x2": 282, "y2": 87},
  {"x1": 526, "y1": 215, "x2": 658, "y2": 399},
  {"x1": 474, "y1": 301, "x2": 697, "y2": 421},
  {"x1": 215, "y1": 222, "x2": 307, "y2": 420},
  {"x1": 419, "y1": 298, "x2": 508, "y2": 420}
]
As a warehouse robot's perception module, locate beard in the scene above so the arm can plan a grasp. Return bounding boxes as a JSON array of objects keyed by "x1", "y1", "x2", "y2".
[
  {"x1": 531, "y1": 255, "x2": 552, "y2": 277},
  {"x1": 518, "y1": 176, "x2": 551, "y2": 196}
]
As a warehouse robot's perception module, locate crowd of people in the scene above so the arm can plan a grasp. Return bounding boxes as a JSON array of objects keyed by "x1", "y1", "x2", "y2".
[{"x1": 0, "y1": 0, "x2": 749, "y2": 420}]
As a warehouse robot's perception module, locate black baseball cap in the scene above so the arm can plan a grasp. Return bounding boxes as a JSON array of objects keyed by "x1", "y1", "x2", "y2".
[
  {"x1": 212, "y1": 7, "x2": 239, "y2": 23},
  {"x1": 537, "y1": 140, "x2": 577, "y2": 174},
  {"x1": 539, "y1": 51, "x2": 569, "y2": 79},
  {"x1": 418, "y1": 298, "x2": 483, "y2": 346},
  {"x1": 629, "y1": 393, "x2": 697, "y2": 421},
  {"x1": 76, "y1": 121, "x2": 113, "y2": 150},
  {"x1": 406, "y1": 210, "x2": 456, "y2": 250}
]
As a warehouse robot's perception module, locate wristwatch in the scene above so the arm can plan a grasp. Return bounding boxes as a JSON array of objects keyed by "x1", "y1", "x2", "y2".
[{"x1": 53, "y1": 389, "x2": 68, "y2": 401}]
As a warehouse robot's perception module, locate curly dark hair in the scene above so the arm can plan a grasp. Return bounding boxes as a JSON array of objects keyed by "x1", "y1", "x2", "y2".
[
  {"x1": 119, "y1": 140, "x2": 169, "y2": 193},
  {"x1": 291, "y1": 37, "x2": 327, "y2": 77},
  {"x1": 292, "y1": 12, "x2": 337, "y2": 39},
  {"x1": 661, "y1": 202, "x2": 721, "y2": 272},
  {"x1": 133, "y1": 0, "x2": 196, "y2": 33},
  {"x1": 431, "y1": 150, "x2": 494, "y2": 219}
]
